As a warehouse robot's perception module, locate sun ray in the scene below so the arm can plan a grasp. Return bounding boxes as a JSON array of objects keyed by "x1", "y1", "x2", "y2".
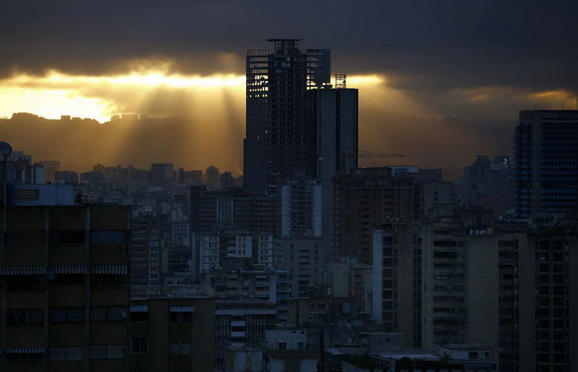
[{"x1": 0, "y1": 65, "x2": 417, "y2": 172}]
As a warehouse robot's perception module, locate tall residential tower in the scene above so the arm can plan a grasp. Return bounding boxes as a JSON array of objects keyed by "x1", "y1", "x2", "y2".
[{"x1": 244, "y1": 39, "x2": 331, "y2": 193}]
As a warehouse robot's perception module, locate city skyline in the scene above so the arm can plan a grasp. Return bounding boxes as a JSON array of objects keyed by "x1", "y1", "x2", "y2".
[{"x1": 2, "y1": 3, "x2": 578, "y2": 369}]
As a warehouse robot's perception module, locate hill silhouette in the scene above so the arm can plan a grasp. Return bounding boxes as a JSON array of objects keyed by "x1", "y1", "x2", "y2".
[{"x1": 0, "y1": 112, "x2": 512, "y2": 179}]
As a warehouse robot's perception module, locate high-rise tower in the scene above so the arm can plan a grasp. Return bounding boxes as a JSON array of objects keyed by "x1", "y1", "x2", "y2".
[
  {"x1": 244, "y1": 39, "x2": 330, "y2": 193},
  {"x1": 514, "y1": 110, "x2": 578, "y2": 218}
]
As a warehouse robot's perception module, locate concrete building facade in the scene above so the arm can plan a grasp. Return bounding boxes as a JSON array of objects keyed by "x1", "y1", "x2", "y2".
[
  {"x1": 334, "y1": 167, "x2": 415, "y2": 264},
  {"x1": 0, "y1": 205, "x2": 131, "y2": 372}
]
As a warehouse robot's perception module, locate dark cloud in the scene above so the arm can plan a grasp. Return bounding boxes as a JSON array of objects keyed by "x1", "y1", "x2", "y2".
[{"x1": 3, "y1": 0, "x2": 577, "y2": 87}]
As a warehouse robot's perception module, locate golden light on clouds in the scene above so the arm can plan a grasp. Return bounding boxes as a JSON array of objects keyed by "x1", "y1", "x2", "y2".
[
  {"x1": 0, "y1": 86, "x2": 115, "y2": 122},
  {"x1": 346, "y1": 74, "x2": 386, "y2": 85},
  {"x1": 1, "y1": 61, "x2": 574, "y2": 177},
  {"x1": 452, "y1": 86, "x2": 575, "y2": 106},
  {"x1": 531, "y1": 90, "x2": 572, "y2": 100},
  {"x1": 100, "y1": 72, "x2": 245, "y2": 89},
  {"x1": 0, "y1": 68, "x2": 247, "y2": 122},
  {"x1": 5, "y1": 69, "x2": 246, "y2": 89},
  {"x1": 0, "y1": 67, "x2": 432, "y2": 174},
  {"x1": 0, "y1": 65, "x2": 399, "y2": 124},
  {"x1": 0, "y1": 64, "x2": 415, "y2": 174}
]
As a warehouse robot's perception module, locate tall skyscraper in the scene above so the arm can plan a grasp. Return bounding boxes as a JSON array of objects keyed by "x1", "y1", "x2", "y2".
[
  {"x1": 311, "y1": 87, "x2": 359, "y2": 184},
  {"x1": 310, "y1": 87, "x2": 358, "y2": 244},
  {"x1": 514, "y1": 110, "x2": 578, "y2": 218},
  {"x1": 244, "y1": 39, "x2": 331, "y2": 193}
]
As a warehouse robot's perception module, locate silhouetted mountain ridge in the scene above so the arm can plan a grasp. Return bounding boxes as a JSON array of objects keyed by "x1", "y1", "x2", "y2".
[{"x1": 1, "y1": 111, "x2": 512, "y2": 179}]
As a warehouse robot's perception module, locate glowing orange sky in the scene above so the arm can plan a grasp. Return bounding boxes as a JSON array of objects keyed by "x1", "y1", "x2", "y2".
[
  {"x1": 0, "y1": 69, "x2": 246, "y2": 122},
  {"x1": 0, "y1": 61, "x2": 574, "y2": 177},
  {"x1": 0, "y1": 62, "x2": 572, "y2": 123}
]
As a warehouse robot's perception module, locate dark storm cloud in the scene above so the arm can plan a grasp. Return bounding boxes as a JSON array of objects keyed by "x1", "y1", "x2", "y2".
[{"x1": 2, "y1": 0, "x2": 577, "y2": 117}]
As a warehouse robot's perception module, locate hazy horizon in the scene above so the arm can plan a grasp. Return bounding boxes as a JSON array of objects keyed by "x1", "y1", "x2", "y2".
[{"x1": 0, "y1": 109, "x2": 513, "y2": 180}]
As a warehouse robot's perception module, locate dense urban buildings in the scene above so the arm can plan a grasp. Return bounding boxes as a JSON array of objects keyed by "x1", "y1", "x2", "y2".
[
  {"x1": 1, "y1": 38, "x2": 578, "y2": 371},
  {"x1": 372, "y1": 209, "x2": 578, "y2": 372}
]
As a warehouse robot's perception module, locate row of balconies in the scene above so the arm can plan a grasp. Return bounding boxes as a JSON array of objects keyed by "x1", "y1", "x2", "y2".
[
  {"x1": 3, "y1": 245, "x2": 128, "y2": 266},
  {"x1": 5, "y1": 317, "x2": 127, "y2": 350}
]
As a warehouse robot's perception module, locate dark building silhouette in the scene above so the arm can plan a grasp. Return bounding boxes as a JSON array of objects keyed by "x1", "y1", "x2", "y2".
[
  {"x1": 244, "y1": 39, "x2": 331, "y2": 193},
  {"x1": 149, "y1": 163, "x2": 174, "y2": 188},
  {"x1": 55, "y1": 170, "x2": 79, "y2": 185},
  {"x1": 177, "y1": 167, "x2": 185, "y2": 185},
  {"x1": 514, "y1": 110, "x2": 578, "y2": 218},
  {"x1": 219, "y1": 171, "x2": 234, "y2": 190},
  {"x1": 0, "y1": 205, "x2": 131, "y2": 371},
  {"x1": 243, "y1": 40, "x2": 360, "y2": 257},
  {"x1": 462, "y1": 155, "x2": 514, "y2": 217},
  {"x1": 38, "y1": 160, "x2": 60, "y2": 183},
  {"x1": 333, "y1": 167, "x2": 416, "y2": 264},
  {"x1": 186, "y1": 170, "x2": 203, "y2": 186},
  {"x1": 372, "y1": 213, "x2": 578, "y2": 372},
  {"x1": 310, "y1": 87, "x2": 359, "y2": 244},
  {"x1": 204, "y1": 166, "x2": 220, "y2": 188},
  {"x1": 128, "y1": 297, "x2": 215, "y2": 372}
]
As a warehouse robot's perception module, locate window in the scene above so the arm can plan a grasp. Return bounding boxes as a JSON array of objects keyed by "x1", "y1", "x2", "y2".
[
  {"x1": 170, "y1": 312, "x2": 192, "y2": 323},
  {"x1": 6, "y1": 352, "x2": 43, "y2": 363},
  {"x1": 15, "y1": 189, "x2": 40, "y2": 200},
  {"x1": 50, "y1": 308, "x2": 84, "y2": 324},
  {"x1": 6, "y1": 231, "x2": 45, "y2": 246},
  {"x1": 49, "y1": 347, "x2": 84, "y2": 361},
  {"x1": 7, "y1": 309, "x2": 43, "y2": 325},
  {"x1": 91, "y1": 230, "x2": 128, "y2": 245},
  {"x1": 131, "y1": 337, "x2": 148, "y2": 353},
  {"x1": 181, "y1": 313, "x2": 193, "y2": 323},
  {"x1": 90, "y1": 307, "x2": 126, "y2": 322},
  {"x1": 89, "y1": 345, "x2": 124, "y2": 360},
  {"x1": 52, "y1": 274, "x2": 84, "y2": 286},
  {"x1": 50, "y1": 231, "x2": 86, "y2": 244},
  {"x1": 90, "y1": 275, "x2": 126, "y2": 289},
  {"x1": 6, "y1": 275, "x2": 45, "y2": 291},
  {"x1": 130, "y1": 312, "x2": 148, "y2": 322},
  {"x1": 170, "y1": 339, "x2": 191, "y2": 354}
]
